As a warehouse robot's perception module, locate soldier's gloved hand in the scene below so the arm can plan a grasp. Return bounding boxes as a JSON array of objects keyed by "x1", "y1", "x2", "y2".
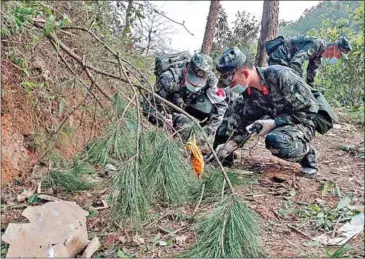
[
  {"x1": 253, "y1": 119, "x2": 276, "y2": 136},
  {"x1": 215, "y1": 140, "x2": 238, "y2": 161}
]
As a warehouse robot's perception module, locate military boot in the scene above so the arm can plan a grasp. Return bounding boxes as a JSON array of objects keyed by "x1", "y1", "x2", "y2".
[{"x1": 299, "y1": 147, "x2": 318, "y2": 178}]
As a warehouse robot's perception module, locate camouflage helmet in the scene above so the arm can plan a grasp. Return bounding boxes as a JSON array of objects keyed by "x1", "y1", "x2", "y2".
[
  {"x1": 215, "y1": 47, "x2": 247, "y2": 74},
  {"x1": 184, "y1": 53, "x2": 212, "y2": 92},
  {"x1": 335, "y1": 36, "x2": 352, "y2": 54}
]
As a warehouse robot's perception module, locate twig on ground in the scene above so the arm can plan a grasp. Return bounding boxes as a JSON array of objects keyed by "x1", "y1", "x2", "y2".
[
  {"x1": 287, "y1": 224, "x2": 311, "y2": 239},
  {"x1": 332, "y1": 215, "x2": 342, "y2": 238}
]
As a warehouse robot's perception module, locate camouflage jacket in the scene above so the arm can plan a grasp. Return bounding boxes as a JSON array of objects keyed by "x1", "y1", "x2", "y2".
[
  {"x1": 153, "y1": 67, "x2": 228, "y2": 136},
  {"x1": 223, "y1": 65, "x2": 319, "y2": 145},
  {"x1": 287, "y1": 36, "x2": 328, "y2": 86}
]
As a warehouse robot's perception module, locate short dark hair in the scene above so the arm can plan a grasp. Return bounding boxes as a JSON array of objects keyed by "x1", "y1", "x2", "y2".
[
  {"x1": 243, "y1": 60, "x2": 254, "y2": 69},
  {"x1": 238, "y1": 59, "x2": 254, "y2": 70}
]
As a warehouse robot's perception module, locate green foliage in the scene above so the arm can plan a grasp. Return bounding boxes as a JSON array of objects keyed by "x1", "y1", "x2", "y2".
[
  {"x1": 28, "y1": 194, "x2": 39, "y2": 204},
  {"x1": 212, "y1": 5, "x2": 259, "y2": 61},
  {"x1": 300, "y1": 196, "x2": 355, "y2": 231},
  {"x1": 43, "y1": 160, "x2": 95, "y2": 193},
  {"x1": 318, "y1": 180, "x2": 341, "y2": 197},
  {"x1": 88, "y1": 207, "x2": 99, "y2": 218},
  {"x1": 277, "y1": 0, "x2": 364, "y2": 109},
  {"x1": 184, "y1": 195, "x2": 264, "y2": 258},
  {"x1": 0, "y1": 1, "x2": 51, "y2": 37},
  {"x1": 44, "y1": 14, "x2": 55, "y2": 35},
  {"x1": 86, "y1": 122, "x2": 136, "y2": 165},
  {"x1": 45, "y1": 170, "x2": 93, "y2": 193},
  {"x1": 57, "y1": 14, "x2": 71, "y2": 28},
  {"x1": 143, "y1": 137, "x2": 196, "y2": 205},
  {"x1": 325, "y1": 243, "x2": 349, "y2": 258},
  {"x1": 190, "y1": 165, "x2": 245, "y2": 203},
  {"x1": 278, "y1": 1, "x2": 364, "y2": 109},
  {"x1": 21, "y1": 81, "x2": 43, "y2": 94},
  {"x1": 109, "y1": 157, "x2": 149, "y2": 230},
  {"x1": 86, "y1": 94, "x2": 137, "y2": 165},
  {"x1": 1, "y1": 243, "x2": 8, "y2": 258},
  {"x1": 278, "y1": 1, "x2": 361, "y2": 37}
]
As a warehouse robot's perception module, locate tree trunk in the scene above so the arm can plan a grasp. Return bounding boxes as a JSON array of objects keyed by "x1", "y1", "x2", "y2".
[
  {"x1": 122, "y1": 0, "x2": 134, "y2": 39},
  {"x1": 255, "y1": 0, "x2": 279, "y2": 66},
  {"x1": 201, "y1": 0, "x2": 220, "y2": 55}
]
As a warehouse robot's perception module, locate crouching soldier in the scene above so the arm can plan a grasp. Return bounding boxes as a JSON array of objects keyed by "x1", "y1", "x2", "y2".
[
  {"x1": 214, "y1": 47, "x2": 323, "y2": 178},
  {"x1": 143, "y1": 52, "x2": 228, "y2": 151}
]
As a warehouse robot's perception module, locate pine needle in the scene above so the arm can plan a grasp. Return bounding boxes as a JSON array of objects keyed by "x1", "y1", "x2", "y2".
[
  {"x1": 184, "y1": 195, "x2": 264, "y2": 258},
  {"x1": 143, "y1": 137, "x2": 196, "y2": 205},
  {"x1": 86, "y1": 93, "x2": 137, "y2": 165},
  {"x1": 177, "y1": 121, "x2": 205, "y2": 143},
  {"x1": 43, "y1": 160, "x2": 94, "y2": 193},
  {"x1": 190, "y1": 165, "x2": 243, "y2": 203},
  {"x1": 86, "y1": 121, "x2": 136, "y2": 164},
  {"x1": 109, "y1": 157, "x2": 149, "y2": 230}
]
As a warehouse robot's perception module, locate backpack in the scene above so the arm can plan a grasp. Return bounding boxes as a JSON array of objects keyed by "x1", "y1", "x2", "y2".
[
  {"x1": 154, "y1": 51, "x2": 191, "y2": 78},
  {"x1": 311, "y1": 89, "x2": 339, "y2": 135},
  {"x1": 265, "y1": 36, "x2": 286, "y2": 55}
]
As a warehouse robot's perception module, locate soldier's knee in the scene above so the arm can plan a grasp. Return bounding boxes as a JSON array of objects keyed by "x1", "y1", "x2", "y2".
[
  {"x1": 265, "y1": 132, "x2": 291, "y2": 156},
  {"x1": 266, "y1": 133, "x2": 286, "y2": 148}
]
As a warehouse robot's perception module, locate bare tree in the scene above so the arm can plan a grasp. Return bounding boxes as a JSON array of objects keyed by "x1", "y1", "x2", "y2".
[
  {"x1": 134, "y1": 10, "x2": 175, "y2": 56},
  {"x1": 201, "y1": 0, "x2": 220, "y2": 55},
  {"x1": 255, "y1": 0, "x2": 279, "y2": 66}
]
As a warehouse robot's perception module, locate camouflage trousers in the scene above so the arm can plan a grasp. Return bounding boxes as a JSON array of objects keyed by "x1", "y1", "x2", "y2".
[
  {"x1": 217, "y1": 122, "x2": 315, "y2": 163},
  {"x1": 265, "y1": 124, "x2": 315, "y2": 162}
]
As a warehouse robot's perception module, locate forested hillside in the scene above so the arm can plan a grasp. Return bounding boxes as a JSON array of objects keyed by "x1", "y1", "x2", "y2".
[{"x1": 278, "y1": 1, "x2": 361, "y2": 37}]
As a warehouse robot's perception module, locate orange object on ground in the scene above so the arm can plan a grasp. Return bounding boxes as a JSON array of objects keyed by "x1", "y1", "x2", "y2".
[{"x1": 185, "y1": 135, "x2": 205, "y2": 178}]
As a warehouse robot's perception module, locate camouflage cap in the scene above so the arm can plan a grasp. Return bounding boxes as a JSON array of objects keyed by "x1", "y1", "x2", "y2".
[
  {"x1": 335, "y1": 36, "x2": 352, "y2": 59},
  {"x1": 215, "y1": 47, "x2": 247, "y2": 74},
  {"x1": 190, "y1": 52, "x2": 213, "y2": 74},
  {"x1": 184, "y1": 52, "x2": 212, "y2": 91}
]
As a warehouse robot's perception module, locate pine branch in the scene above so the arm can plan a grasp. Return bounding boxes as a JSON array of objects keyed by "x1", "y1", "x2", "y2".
[
  {"x1": 184, "y1": 196, "x2": 264, "y2": 258},
  {"x1": 143, "y1": 138, "x2": 196, "y2": 204},
  {"x1": 109, "y1": 157, "x2": 149, "y2": 229}
]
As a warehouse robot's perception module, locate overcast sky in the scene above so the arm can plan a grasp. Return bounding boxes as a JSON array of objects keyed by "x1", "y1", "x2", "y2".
[{"x1": 153, "y1": 1, "x2": 320, "y2": 54}]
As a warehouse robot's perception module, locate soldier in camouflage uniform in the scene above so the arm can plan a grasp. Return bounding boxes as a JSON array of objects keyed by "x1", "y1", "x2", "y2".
[
  {"x1": 144, "y1": 52, "x2": 228, "y2": 150},
  {"x1": 214, "y1": 47, "x2": 320, "y2": 178},
  {"x1": 265, "y1": 36, "x2": 352, "y2": 87}
]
